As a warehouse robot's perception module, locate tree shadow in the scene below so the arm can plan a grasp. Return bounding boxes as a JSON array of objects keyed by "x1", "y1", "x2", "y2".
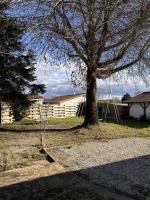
[
  {"x1": 0, "y1": 118, "x2": 149, "y2": 133},
  {"x1": 0, "y1": 124, "x2": 84, "y2": 133},
  {"x1": 0, "y1": 155, "x2": 150, "y2": 200},
  {"x1": 102, "y1": 118, "x2": 150, "y2": 129}
]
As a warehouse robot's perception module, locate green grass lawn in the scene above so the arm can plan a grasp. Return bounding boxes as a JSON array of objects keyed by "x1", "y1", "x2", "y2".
[
  {"x1": 0, "y1": 117, "x2": 149, "y2": 172},
  {"x1": 47, "y1": 117, "x2": 150, "y2": 137},
  {"x1": 0, "y1": 117, "x2": 149, "y2": 138},
  {"x1": 0, "y1": 117, "x2": 84, "y2": 130},
  {"x1": 43, "y1": 118, "x2": 150, "y2": 147},
  {"x1": 101, "y1": 119, "x2": 150, "y2": 138},
  {"x1": 48, "y1": 117, "x2": 84, "y2": 126}
]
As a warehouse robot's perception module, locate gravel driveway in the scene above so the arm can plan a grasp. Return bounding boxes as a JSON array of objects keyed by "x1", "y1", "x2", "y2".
[{"x1": 51, "y1": 137, "x2": 150, "y2": 200}]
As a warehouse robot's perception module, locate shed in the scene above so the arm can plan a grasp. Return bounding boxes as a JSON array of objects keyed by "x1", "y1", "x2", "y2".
[
  {"x1": 125, "y1": 92, "x2": 150, "y2": 120},
  {"x1": 45, "y1": 93, "x2": 86, "y2": 106},
  {"x1": 44, "y1": 93, "x2": 86, "y2": 117}
]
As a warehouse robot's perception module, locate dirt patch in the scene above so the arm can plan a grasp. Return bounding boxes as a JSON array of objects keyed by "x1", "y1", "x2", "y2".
[{"x1": 0, "y1": 132, "x2": 44, "y2": 172}]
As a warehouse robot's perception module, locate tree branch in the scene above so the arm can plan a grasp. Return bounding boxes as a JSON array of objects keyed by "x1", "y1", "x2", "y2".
[
  {"x1": 96, "y1": 58, "x2": 139, "y2": 79},
  {"x1": 52, "y1": 25, "x2": 87, "y2": 64}
]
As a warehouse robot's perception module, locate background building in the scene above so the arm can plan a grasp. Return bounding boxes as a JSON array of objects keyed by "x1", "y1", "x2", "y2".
[
  {"x1": 0, "y1": 102, "x2": 13, "y2": 124},
  {"x1": 44, "y1": 93, "x2": 86, "y2": 118},
  {"x1": 125, "y1": 92, "x2": 150, "y2": 120},
  {"x1": 0, "y1": 93, "x2": 86, "y2": 124}
]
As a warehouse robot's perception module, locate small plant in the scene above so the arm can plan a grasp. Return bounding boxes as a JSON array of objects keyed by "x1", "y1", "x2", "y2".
[
  {"x1": 22, "y1": 150, "x2": 33, "y2": 160},
  {"x1": 2, "y1": 150, "x2": 14, "y2": 171}
]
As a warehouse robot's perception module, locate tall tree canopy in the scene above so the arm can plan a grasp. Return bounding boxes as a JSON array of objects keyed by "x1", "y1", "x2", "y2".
[
  {"x1": 12, "y1": 0, "x2": 150, "y2": 125},
  {"x1": 0, "y1": 2, "x2": 45, "y2": 120}
]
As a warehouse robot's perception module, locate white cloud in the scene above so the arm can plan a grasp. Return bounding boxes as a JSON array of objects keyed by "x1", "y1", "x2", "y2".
[
  {"x1": 34, "y1": 58, "x2": 83, "y2": 98},
  {"x1": 97, "y1": 75, "x2": 150, "y2": 99},
  {"x1": 34, "y1": 57, "x2": 150, "y2": 99}
]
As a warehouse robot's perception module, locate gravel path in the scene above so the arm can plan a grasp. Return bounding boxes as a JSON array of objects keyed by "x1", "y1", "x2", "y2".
[{"x1": 51, "y1": 137, "x2": 150, "y2": 200}]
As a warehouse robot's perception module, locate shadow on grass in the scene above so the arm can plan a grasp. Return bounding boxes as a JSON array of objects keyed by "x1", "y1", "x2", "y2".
[
  {"x1": 0, "y1": 118, "x2": 149, "y2": 133},
  {"x1": 0, "y1": 155, "x2": 150, "y2": 200},
  {"x1": 102, "y1": 118, "x2": 150, "y2": 129},
  {"x1": 0, "y1": 124, "x2": 85, "y2": 133}
]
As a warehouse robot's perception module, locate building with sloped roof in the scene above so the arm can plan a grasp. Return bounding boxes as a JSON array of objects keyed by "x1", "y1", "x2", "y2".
[
  {"x1": 125, "y1": 92, "x2": 150, "y2": 120},
  {"x1": 0, "y1": 93, "x2": 86, "y2": 124},
  {"x1": 44, "y1": 93, "x2": 85, "y2": 105},
  {"x1": 44, "y1": 93, "x2": 86, "y2": 117}
]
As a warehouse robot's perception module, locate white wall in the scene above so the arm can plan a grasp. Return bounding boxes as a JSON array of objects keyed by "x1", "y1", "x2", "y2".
[
  {"x1": 1, "y1": 103, "x2": 13, "y2": 124},
  {"x1": 129, "y1": 103, "x2": 150, "y2": 120},
  {"x1": 0, "y1": 96, "x2": 85, "y2": 124},
  {"x1": 146, "y1": 105, "x2": 150, "y2": 119},
  {"x1": 59, "y1": 95, "x2": 86, "y2": 106}
]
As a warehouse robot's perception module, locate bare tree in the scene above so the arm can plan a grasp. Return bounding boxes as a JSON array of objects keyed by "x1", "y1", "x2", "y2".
[{"x1": 11, "y1": 0, "x2": 150, "y2": 125}]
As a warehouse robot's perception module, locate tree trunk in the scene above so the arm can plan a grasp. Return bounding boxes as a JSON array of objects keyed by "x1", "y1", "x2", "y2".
[{"x1": 84, "y1": 67, "x2": 98, "y2": 126}]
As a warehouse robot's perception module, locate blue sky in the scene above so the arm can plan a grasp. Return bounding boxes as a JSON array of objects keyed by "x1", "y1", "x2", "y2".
[{"x1": 35, "y1": 58, "x2": 150, "y2": 99}]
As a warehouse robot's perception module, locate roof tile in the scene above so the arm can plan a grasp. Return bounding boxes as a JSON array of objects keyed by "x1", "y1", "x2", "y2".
[
  {"x1": 45, "y1": 93, "x2": 85, "y2": 104},
  {"x1": 125, "y1": 92, "x2": 150, "y2": 103}
]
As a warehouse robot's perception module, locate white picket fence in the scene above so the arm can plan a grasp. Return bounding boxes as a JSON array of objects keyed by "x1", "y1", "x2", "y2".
[
  {"x1": 25, "y1": 104, "x2": 79, "y2": 120},
  {"x1": 0, "y1": 103, "x2": 13, "y2": 124},
  {"x1": 1, "y1": 103, "x2": 83, "y2": 124}
]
